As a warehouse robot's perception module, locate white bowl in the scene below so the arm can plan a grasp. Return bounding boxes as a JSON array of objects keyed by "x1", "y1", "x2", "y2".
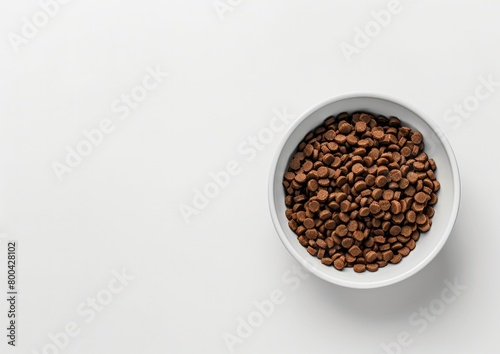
[{"x1": 268, "y1": 93, "x2": 461, "y2": 289}]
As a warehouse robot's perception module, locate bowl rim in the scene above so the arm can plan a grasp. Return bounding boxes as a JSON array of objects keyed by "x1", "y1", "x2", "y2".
[{"x1": 268, "y1": 92, "x2": 461, "y2": 289}]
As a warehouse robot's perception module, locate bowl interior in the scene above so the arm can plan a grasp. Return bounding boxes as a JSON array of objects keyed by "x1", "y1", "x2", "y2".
[{"x1": 270, "y1": 95, "x2": 460, "y2": 288}]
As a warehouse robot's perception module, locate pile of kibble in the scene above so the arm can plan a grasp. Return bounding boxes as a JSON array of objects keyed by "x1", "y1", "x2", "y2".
[{"x1": 283, "y1": 112, "x2": 439, "y2": 273}]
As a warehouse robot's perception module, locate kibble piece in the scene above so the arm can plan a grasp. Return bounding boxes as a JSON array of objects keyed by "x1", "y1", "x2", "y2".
[
  {"x1": 411, "y1": 132, "x2": 423, "y2": 144},
  {"x1": 353, "y1": 230, "x2": 365, "y2": 242},
  {"x1": 303, "y1": 218, "x2": 315, "y2": 229},
  {"x1": 355, "y1": 121, "x2": 367, "y2": 133},
  {"x1": 336, "y1": 224, "x2": 348, "y2": 237},
  {"x1": 390, "y1": 225, "x2": 402, "y2": 236},
  {"x1": 369, "y1": 202, "x2": 381, "y2": 214},
  {"x1": 317, "y1": 166, "x2": 329, "y2": 178},
  {"x1": 349, "y1": 245, "x2": 362, "y2": 257},
  {"x1": 294, "y1": 173, "x2": 307, "y2": 183},
  {"x1": 321, "y1": 258, "x2": 333, "y2": 266},
  {"x1": 305, "y1": 229, "x2": 318, "y2": 240},
  {"x1": 307, "y1": 246, "x2": 317, "y2": 256},
  {"x1": 382, "y1": 250, "x2": 393, "y2": 261},
  {"x1": 365, "y1": 251, "x2": 377, "y2": 263},
  {"x1": 383, "y1": 189, "x2": 394, "y2": 201},
  {"x1": 375, "y1": 175, "x2": 387, "y2": 187},
  {"x1": 341, "y1": 237, "x2": 354, "y2": 248},
  {"x1": 317, "y1": 190, "x2": 329, "y2": 202},
  {"x1": 309, "y1": 200, "x2": 320, "y2": 213},
  {"x1": 333, "y1": 258, "x2": 345, "y2": 270},
  {"x1": 352, "y1": 163, "x2": 365, "y2": 175},
  {"x1": 353, "y1": 264, "x2": 366, "y2": 273},
  {"x1": 307, "y1": 179, "x2": 319, "y2": 192}
]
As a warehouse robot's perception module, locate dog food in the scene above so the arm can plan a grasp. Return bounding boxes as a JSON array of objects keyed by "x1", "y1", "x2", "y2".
[{"x1": 283, "y1": 112, "x2": 439, "y2": 272}]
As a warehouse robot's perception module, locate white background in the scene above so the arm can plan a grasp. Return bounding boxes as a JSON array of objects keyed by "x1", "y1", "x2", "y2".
[{"x1": 0, "y1": 0, "x2": 498, "y2": 353}]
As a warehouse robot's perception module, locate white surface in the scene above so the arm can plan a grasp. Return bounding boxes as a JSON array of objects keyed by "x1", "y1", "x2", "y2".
[
  {"x1": 269, "y1": 93, "x2": 461, "y2": 289},
  {"x1": 0, "y1": 1, "x2": 498, "y2": 353}
]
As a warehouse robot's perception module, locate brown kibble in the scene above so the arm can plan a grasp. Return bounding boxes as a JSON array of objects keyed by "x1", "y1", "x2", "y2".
[
  {"x1": 317, "y1": 166, "x2": 329, "y2": 178},
  {"x1": 317, "y1": 190, "x2": 329, "y2": 202},
  {"x1": 347, "y1": 220, "x2": 358, "y2": 232},
  {"x1": 390, "y1": 200, "x2": 402, "y2": 214},
  {"x1": 294, "y1": 173, "x2": 307, "y2": 183},
  {"x1": 322, "y1": 153, "x2": 334, "y2": 165},
  {"x1": 284, "y1": 172, "x2": 295, "y2": 181},
  {"x1": 379, "y1": 200, "x2": 391, "y2": 211},
  {"x1": 284, "y1": 112, "x2": 439, "y2": 273},
  {"x1": 352, "y1": 163, "x2": 365, "y2": 175},
  {"x1": 389, "y1": 169, "x2": 402, "y2": 182},
  {"x1": 334, "y1": 134, "x2": 347, "y2": 144},
  {"x1": 383, "y1": 189, "x2": 394, "y2": 201},
  {"x1": 303, "y1": 218, "x2": 315, "y2": 229},
  {"x1": 316, "y1": 239, "x2": 327, "y2": 249},
  {"x1": 353, "y1": 264, "x2": 366, "y2": 273},
  {"x1": 334, "y1": 257, "x2": 345, "y2": 270},
  {"x1": 401, "y1": 225, "x2": 412, "y2": 237},
  {"x1": 353, "y1": 230, "x2": 365, "y2": 242},
  {"x1": 372, "y1": 188, "x2": 383, "y2": 200},
  {"x1": 390, "y1": 225, "x2": 401, "y2": 236},
  {"x1": 325, "y1": 220, "x2": 336, "y2": 230},
  {"x1": 349, "y1": 245, "x2": 362, "y2": 257},
  {"x1": 375, "y1": 175, "x2": 387, "y2": 187},
  {"x1": 289, "y1": 159, "x2": 301, "y2": 170},
  {"x1": 307, "y1": 246, "x2": 317, "y2": 256},
  {"x1": 365, "y1": 251, "x2": 377, "y2": 263},
  {"x1": 372, "y1": 130, "x2": 384, "y2": 140},
  {"x1": 414, "y1": 191, "x2": 428, "y2": 204},
  {"x1": 411, "y1": 132, "x2": 423, "y2": 144},
  {"x1": 398, "y1": 247, "x2": 410, "y2": 257},
  {"x1": 307, "y1": 179, "x2": 318, "y2": 192},
  {"x1": 390, "y1": 253, "x2": 403, "y2": 264},
  {"x1": 324, "y1": 130, "x2": 336, "y2": 141},
  {"x1": 369, "y1": 202, "x2": 381, "y2": 214},
  {"x1": 359, "y1": 207, "x2": 370, "y2": 217},
  {"x1": 382, "y1": 250, "x2": 393, "y2": 261},
  {"x1": 355, "y1": 121, "x2": 367, "y2": 133},
  {"x1": 339, "y1": 122, "x2": 352, "y2": 134},
  {"x1": 406, "y1": 210, "x2": 417, "y2": 223},
  {"x1": 354, "y1": 181, "x2": 367, "y2": 192},
  {"x1": 341, "y1": 237, "x2": 354, "y2": 248},
  {"x1": 305, "y1": 229, "x2": 318, "y2": 240},
  {"x1": 304, "y1": 144, "x2": 314, "y2": 156},
  {"x1": 336, "y1": 224, "x2": 348, "y2": 237},
  {"x1": 416, "y1": 213, "x2": 427, "y2": 225},
  {"x1": 321, "y1": 257, "x2": 333, "y2": 266},
  {"x1": 309, "y1": 200, "x2": 320, "y2": 213}
]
